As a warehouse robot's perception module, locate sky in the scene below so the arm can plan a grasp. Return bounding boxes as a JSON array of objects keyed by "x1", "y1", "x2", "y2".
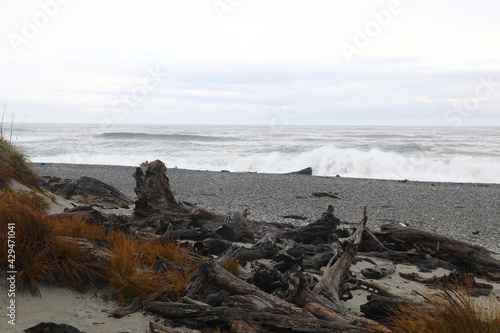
[{"x1": 1, "y1": 0, "x2": 500, "y2": 126}]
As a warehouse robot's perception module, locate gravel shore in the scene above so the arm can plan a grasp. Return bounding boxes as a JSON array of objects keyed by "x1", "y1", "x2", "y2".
[{"x1": 32, "y1": 162, "x2": 500, "y2": 253}]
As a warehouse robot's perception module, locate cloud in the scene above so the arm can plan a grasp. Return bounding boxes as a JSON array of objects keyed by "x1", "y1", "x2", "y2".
[{"x1": 1, "y1": 0, "x2": 499, "y2": 125}]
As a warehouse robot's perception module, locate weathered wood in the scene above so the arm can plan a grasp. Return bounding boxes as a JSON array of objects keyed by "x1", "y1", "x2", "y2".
[
  {"x1": 225, "y1": 234, "x2": 278, "y2": 263},
  {"x1": 313, "y1": 207, "x2": 368, "y2": 307},
  {"x1": 145, "y1": 302, "x2": 372, "y2": 333},
  {"x1": 303, "y1": 302, "x2": 351, "y2": 324},
  {"x1": 360, "y1": 294, "x2": 416, "y2": 320},
  {"x1": 193, "y1": 238, "x2": 233, "y2": 256},
  {"x1": 149, "y1": 321, "x2": 201, "y2": 333},
  {"x1": 361, "y1": 261, "x2": 396, "y2": 279},
  {"x1": 380, "y1": 224, "x2": 500, "y2": 281},
  {"x1": 399, "y1": 271, "x2": 493, "y2": 297},
  {"x1": 279, "y1": 205, "x2": 340, "y2": 244},
  {"x1": 185, "y1": 260, "x2": 313, "y2": 318}
]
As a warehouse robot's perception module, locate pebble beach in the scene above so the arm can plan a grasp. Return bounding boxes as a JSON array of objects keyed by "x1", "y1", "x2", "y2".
[{"x1": 32, "y1": 162, "x2": 500, "y2": 254}]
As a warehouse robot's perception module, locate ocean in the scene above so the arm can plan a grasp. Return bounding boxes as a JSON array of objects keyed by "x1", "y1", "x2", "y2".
[{"x1": 12, "y1": 123, "x2": 500, "y2": 184}]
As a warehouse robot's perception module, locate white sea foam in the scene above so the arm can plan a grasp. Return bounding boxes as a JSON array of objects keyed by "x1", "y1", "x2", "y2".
[{"x1": 20, "y1": 124, "x2": 500, "y2": 184}]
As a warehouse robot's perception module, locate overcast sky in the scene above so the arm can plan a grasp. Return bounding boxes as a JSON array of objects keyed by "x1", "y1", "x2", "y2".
[{"x1": 1, "y1": 0, "x2": 499, "y2": 126}]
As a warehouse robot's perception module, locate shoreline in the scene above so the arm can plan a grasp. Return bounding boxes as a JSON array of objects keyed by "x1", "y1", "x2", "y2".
[{"x1": 31, "y1": 162, "x2": 500, "y2": 253}]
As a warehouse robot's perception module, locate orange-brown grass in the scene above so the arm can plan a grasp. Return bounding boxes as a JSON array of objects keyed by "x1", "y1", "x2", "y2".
[
  {"x1": 139, "y1": 237, "x2": 193, "y2": 268},
  {"x1": 164, "y1": 268, "x2": 198, "y2": 298},
  {"x1": 0, "y1": 188, "x2": 199, "y2": 303},
  {"x1": 51, "y1": 213, "x2": 107, "y2": 244},
  {"x1": 221, "y1": 255, "x2": 241, "y2": 276},
  {"x1": 0, "y1": 137, "x2": 39, "y2": 188},
  {"x1": 387, "y1": 286, "x2": 500, "y2": 333},
  {"x1": 0, "y1": 191, "x2": 103, "y2": 295},
  {"x1": 104, "y1": 235, "x2": 170, "y2": 304}
]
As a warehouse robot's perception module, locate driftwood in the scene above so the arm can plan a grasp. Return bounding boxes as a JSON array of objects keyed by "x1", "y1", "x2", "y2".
[
  {"x1": 314, "y1": 207, "x2": 368, "y2": 306},
  {"x1": 378, "y1": 224, "x2": 500, "y2": 281},
  {"x1": 185, "y1": 260, "x2": 312, "y2": 318},
  {"x1": 150, "y1": 322, "x2": 201, "y2": 333},
  {"x1": 145, "y1": 302, "x2": 371, "y2": 333},
  {"x1": 225, "y1": 234, "x2": 278, "y2": 263},
  {"x1": 361, "y1": 262, "x2": 396, "y2": 279},
  {"x1": 279, "y1": 205, "x2": 341, "y2": 244},
  {"x1": 360, "y1": 294, "x2": 418, "y2": 320},
  {"x1": 399, "y1": 271, "x2": 493, "y2": 297}
]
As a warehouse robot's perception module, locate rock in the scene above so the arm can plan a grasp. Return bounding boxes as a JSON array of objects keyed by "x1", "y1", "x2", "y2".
[
  {"x1": 287, "y1": 167, "x2": 313, "y2": 175},
  {"x1": 40, "y1": 176, "x2": 133, "y2": 208},
  {"x1": 24, "y1": 322, "x2": 86, "y2": 333}
]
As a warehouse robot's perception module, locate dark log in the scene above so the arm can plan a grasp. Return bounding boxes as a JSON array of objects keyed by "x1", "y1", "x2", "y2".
[
  {"x1": 287, "y1": 167, "x2": 313, "y2": 175},
  {"x1": 312, "y1": 192, "x2": 341, "y2": 199},
  {"x1": 193, "y1": 237, "x2": 233, "y2": 256},
  {"x1": 145, "y1": 302, "x2": 371, "y2": 333},
  {"x1": 360, "y1": 294, "x2": 416, "y2": 320},
  {"x1": 303, "y1": 302, "x2": 351, "y2": 324},
  {"x1": 149, "y1": 322, "x2": 201, "y2": 333},
  {"x1": 221, "y1": 294, "x2": 274, "y2": 311},
  {"x1": 380, "y1": 224, "x2": 500, "y2": 281},
  {"x1": 134, "y1": 160, "x2": 182, "y2": 214},
  {"x1": 249, "y1": 262, "x2": 287, "y2": 294},
  {"x1": 203, "y1": 290, "x2": 231, "y2": 306},
  {"x1": 41, "y1": 175, "x2": 133, "y2": 208},
  {"x1": 185, "y1": 260, "x2": 313, "y2": 318},
  {"x1": 279, "y1": 205, "x2": 340, "y2": 244},
  {"x1": 221, "y1": 211, "x2": 254, "y2": 242},
  {"x1": 225, "y1": 234, "x2": 278, "y2": 263},
  {"x1": 156, "y1": 255, "x2": 187, "y2": 273},
  {"x1": 343, "y1": 277, "x2": 401, "y2": 299},
  {"x1": 399, "y1": 271, "x2": 493, "y2": 297},
  {"x1": 361, "y1": 262, "x2": 396, "y2": 279},
  {"x1": 313, "y1": 208, "x2": 368, "y2": 307}
]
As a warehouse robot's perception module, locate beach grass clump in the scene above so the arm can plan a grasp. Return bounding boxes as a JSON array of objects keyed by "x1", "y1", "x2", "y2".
[
  {"x1": 0, "y1": 137, "x2": 39, "y2": 188},
  {"x1": 104, "y1": 237, "x2": 168, "y2": 304},
  {"x1": 0, "y1": 190, "x2": 103, "y2": 295},
  {"x1": 387, "y1": 286, "x2": 500, "y2": 333},
  {"x1": 139, "y1": 237, "x2": 193, "y2": 268},
  {"x1": 103, "y1": 232, "x2": 199, "y2": 304},
  {"x1": 221, "y1": 255, "x2": 241, "y2": 277},
  {"x1": 51, "y1": 213, "x2": 108, "y2": 244}
]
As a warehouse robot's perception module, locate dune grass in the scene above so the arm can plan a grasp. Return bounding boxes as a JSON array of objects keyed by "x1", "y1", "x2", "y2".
[
  {"x1": 0, "y1": 188, "x2": 198, "y2": 302},
  {"x1": 0, "y1": 137, "x2": 39, "y2": 188},
  {"x1": 387, "y1": 286, "x2": 500, "y2": 333},
  {"x1": 0, "y1": 190, "x2": 103, "y2": 295}
]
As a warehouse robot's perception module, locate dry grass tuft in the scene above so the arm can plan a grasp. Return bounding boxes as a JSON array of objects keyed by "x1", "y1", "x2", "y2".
[
  {"x1": 139, "y1": 237, "x2": 193, "y2": 268},
  {"x1": 387, "y1": 285, "x2": 500, "y2": 333},
  {"x1": 0, "y1": 191, "x2": 104, "y2": 295},
  {"x1": 221, "y1": 255, "x2": 241, "y2": 277},
  {"x1": 0, "y1": 137, "x2": 39, "y2": 188},
  {"x1": 51, "y1": 213, "x2": 107, "y2": 244}
]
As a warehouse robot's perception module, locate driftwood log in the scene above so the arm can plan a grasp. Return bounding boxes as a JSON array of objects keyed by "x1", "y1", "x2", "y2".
[{"x1": 374, "y1": 224, "x2": 500, "y2": 281}]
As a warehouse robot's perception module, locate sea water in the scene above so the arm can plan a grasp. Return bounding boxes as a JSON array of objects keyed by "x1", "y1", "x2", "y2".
[{"x1": 12, "y1": 123, "x2": 500, "y2": 184}]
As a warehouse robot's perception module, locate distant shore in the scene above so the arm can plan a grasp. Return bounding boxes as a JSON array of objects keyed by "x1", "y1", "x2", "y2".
[{"x1": 31, "y1": 162, "x2": 500, "y2": 253}]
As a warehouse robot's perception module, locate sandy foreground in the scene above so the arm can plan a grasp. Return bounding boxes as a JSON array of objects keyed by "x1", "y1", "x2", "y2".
[
  {"x1": 1, "y1": 163, "x2": 499, "y2": 332},
  {"x1": 2, "y1": 257, "x2": 499, "y2": 333}
]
